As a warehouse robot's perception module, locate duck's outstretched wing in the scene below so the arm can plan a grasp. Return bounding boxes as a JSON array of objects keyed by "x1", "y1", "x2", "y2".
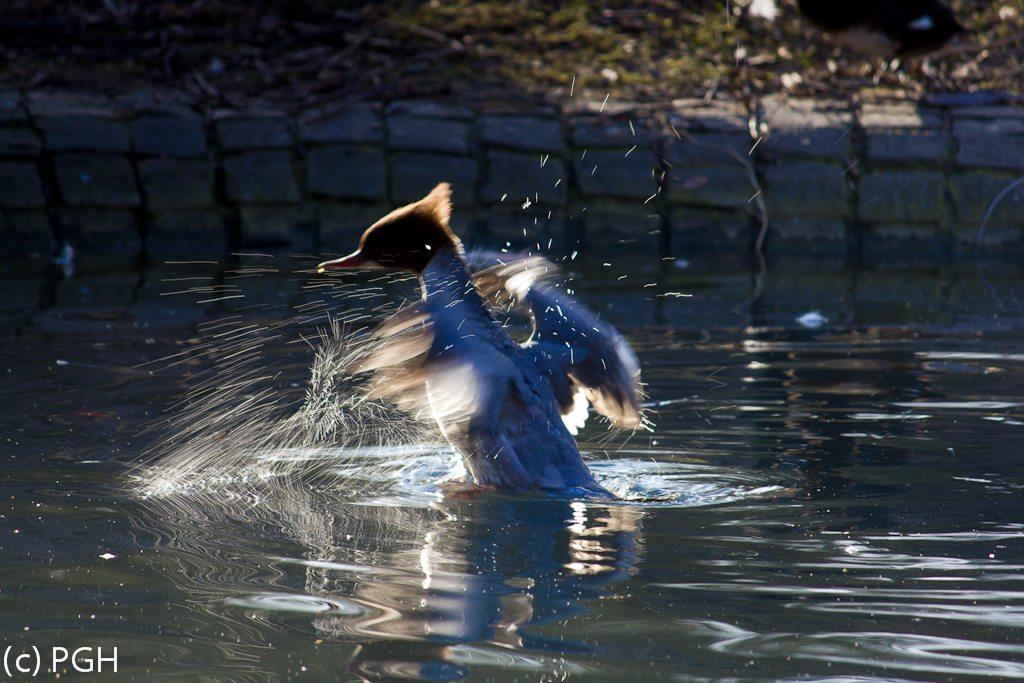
[
  {"x1": 346, "y1": 304, "x2": 436, "y2": 415},
  {"x1": 473, "y1": 257, "x2": 644, "y2": 430},
  {"x1": 344, "y1": 266, "x2": 525, "y2": 438}
]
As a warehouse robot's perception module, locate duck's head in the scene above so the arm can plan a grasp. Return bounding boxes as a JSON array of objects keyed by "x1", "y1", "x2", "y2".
[{"x1": 317, "y1": 183, "x2": 460, "y2": 274}]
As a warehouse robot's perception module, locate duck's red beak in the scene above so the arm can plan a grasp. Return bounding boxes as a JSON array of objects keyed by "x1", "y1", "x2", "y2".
[{"x1": 316, "y1": 251, "x2": 364, "y2": 273}]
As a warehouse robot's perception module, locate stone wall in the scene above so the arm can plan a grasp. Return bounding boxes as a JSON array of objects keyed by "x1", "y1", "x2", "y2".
[{"x1": 1, "y1": 89, "x2": 1022, "y2": 273}]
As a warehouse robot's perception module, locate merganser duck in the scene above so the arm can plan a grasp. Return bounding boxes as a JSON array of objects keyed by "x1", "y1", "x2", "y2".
[
  {"x1": 317, "y1": 183, "x2": 643, "y2": 497},
  {"x1": 798, "y1": 0, "x2": 965, "y2": 58}
]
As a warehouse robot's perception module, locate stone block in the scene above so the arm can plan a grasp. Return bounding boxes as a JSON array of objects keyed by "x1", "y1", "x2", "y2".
[
  {"x1": 953, "y1": 118, "x2": 1024, "y2": 136},
  {"x1": 571, "y1": 117, "x2": 651, "y2": 147},
  {"x1": 575, "y1": 149, "x2": 658, "y2": 199},
  {"x1": 56, "y1": 208, "x2": 142, "y2": 259},
  {"x1": 760, "y1": 97, "x2": 852, "y2": 130},
  {"x1": 665, "y1": 133, "x2": 751, "y2": 166},
  {"x1": 318, "y1": 202, "x2": 392, "y2": 248},
  {"x1": 132, "y1": 116, "x2": 207, "y2": 157},
  {"x1": 239, "y1": 205, "x2": 315, "y2": 246},
  {"x1": 667, "y1": 166, "x2": 754, "y2": 209},
  {"x1": 210, "y1": 105, "x2": 286, "y2": 120},
  {"x1": 391, "y1": 153, "x2": 478, "y2": 206},
  {"x1": 669, "y1": 99, "x2": 749, "y2": 132},
  {"x1": 217, "y1": 117, "x2": 293, "y2": 150},
  {"x1": 299, "y1": 106, "x2": 384, "y2": 144},
  {"x1": 766, "y1": 216, "x2": 848, "y2": 255},
  {"x1": 860, "y1": 103, "x2": 944, "y2": 130},
  {"x1": 0, "y1": 211, "x2": 54, "y2": 256},
  {"x1": 867, "y1": 132, "x2": 949, "y2": 163},
  {"x1": 116, "y1": 90, "x2": 197, "y2": 119},
  {"x1": 146, "y1": 211, "x2": 229, "y2": 259},
  {"x1": 951, "y1": 105, "x2": 1024, "y2": 119},
  {"x1": 38, "y1": 117, "x2": 130, "y2": 152},
  {"x1": 582, "y1": 204, "x2": 661, "y2": 252},
  {"x1": 956, "y1": 135, "x2": 1024, "y2": 171},
  {"x1": 139, "y1": 159, "x2": 216, "y2": 211},
  {"x1": 764, "y1": 161, "x2": 849, "y2": 218},
  {"x1": 480, "y1": 151, "x2": 565, "y2": 206},
  {"x1": 0, "y1": 128, "x2": 43, "y2": 158},
  {"x1": 26, "y1": 91, "x2": 116, "y2": 118},
  {"x1": 859, "y1": 171, "x2": 944, "y2": 223},
  {"x1": 563, "y1": 100, "x2": 642, "y2": 117},
  {"x1": 949, "y1": 173, "x2": 1024, "y2": 228},
  {"x1": 480, "y1": 209, "x2": 565, "y2": 251},
  {"x1": 224, "y1": 151, "x2": 300, "y2": 204},
  {"x1": 0, "y1": 162, "x2": 46, "y2": 208},
  {"x1": 479, "y1": 115, "x2": 563, "y2": 152},
  {"x1": 387, "y1": 116, "x2": 471, "y2": 154},
  {"x1": 764, "y1": 129, "x2": 851, "y2": 160},
  {"x1": 386, "y1": 101, "x2": 474, "y2": 119},
  {"x1": 668, "y1": 207, "x2": 750, "y2": 258},
  {"x1": 861, "y1": 224, "x2": 945, "y2": 269},
  {"x1": 307, "y1": 146, "x2": 386, "y2": 200},
  {"x1": 952, "y1": 224, "x2": 1023, "y2": 260},
  {"x1": 55, "y1": 153, "x2": 140, "y2": 207},
  {"x1": 759, "y1": 98, "x2": 853, "y2": 161}
]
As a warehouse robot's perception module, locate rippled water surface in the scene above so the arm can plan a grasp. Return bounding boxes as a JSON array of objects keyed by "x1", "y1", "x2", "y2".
[{"x1": 2, "y1": 259, "x2": 1024, "y2": 682}]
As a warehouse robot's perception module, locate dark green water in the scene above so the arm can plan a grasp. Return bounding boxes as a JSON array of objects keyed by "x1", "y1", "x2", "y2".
[{"x1": 2, "y1": 257, "x2": 1024, "y2": 682}]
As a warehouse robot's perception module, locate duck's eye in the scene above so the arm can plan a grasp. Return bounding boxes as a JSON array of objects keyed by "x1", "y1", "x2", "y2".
[{"x1": 426, "y1": 244, "x2": 432, "y2": 250}]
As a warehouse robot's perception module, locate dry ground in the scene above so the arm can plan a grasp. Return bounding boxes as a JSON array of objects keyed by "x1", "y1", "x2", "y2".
[{"x1": 1, "y1": 0, "x2": 1022, "y2": 111}]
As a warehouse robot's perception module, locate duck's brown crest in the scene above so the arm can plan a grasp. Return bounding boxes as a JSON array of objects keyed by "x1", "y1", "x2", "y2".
[
  {"x1": 420, "y1": 182, "x2": 453, "y2": 225},
  {"x1": 370, "y1": 182, "x2": 453, "y2": 235}
]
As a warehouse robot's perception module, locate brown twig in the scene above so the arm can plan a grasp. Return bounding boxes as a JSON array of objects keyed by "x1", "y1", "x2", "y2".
[{"x1": 381, "y1": 19, "x2": 464, "y2": 51}]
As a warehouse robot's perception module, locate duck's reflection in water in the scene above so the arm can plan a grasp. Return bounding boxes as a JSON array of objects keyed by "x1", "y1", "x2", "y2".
[
  {"x1": 133, "y1": 463, "x2": 642, "y2": 681},
  {"x1": 330, "y1": 497, "x2": 640, "y2": 680}
]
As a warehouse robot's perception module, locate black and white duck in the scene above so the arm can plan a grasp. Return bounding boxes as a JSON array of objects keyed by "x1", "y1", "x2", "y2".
[{"x1": 798, "y1": 0, "x2": 966, "y2": 57}]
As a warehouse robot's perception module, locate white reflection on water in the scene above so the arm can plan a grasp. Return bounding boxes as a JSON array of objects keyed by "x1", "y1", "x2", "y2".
[
  {"x1": 848, "y1": 413, "x2": 931, "y2": 421},
  {"x1": 805, "y1": 602, "x2": 1024, "y2": 628},
  {"x1": 863, "y1": 531, "x2": 1024, "y2": 542},
  {"x1": 673, "y1": 619, "x2": 1024, "y2": 678},
  {"x1": 891, "y1": 401, "x2": 1022, "y2": 409},
  {"x1": 658, "y1": 584, "x2": 1024, "y2": 603},
  {"x1": 225, "y1": 592, "x2": 365, "y2": 615},
  {"x1": 917, "y1": 351, "x2": 1024, "y2": 363}
]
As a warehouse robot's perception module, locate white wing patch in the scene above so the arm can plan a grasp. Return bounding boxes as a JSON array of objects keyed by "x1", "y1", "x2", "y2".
[
  {"x1": 908, "y1": 15, "x2": 934, "y2": 31},
  {"x1": 561, "y1": 389, "x2": 590, "y2": 436},
  {"x1": 425, "y1": 361, "x2": 481, "y2": 438}
]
